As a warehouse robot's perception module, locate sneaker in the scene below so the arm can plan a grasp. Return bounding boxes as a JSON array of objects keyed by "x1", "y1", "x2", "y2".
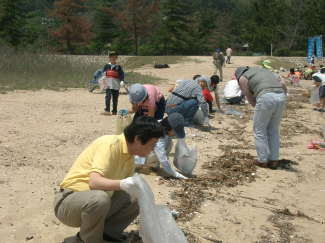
[
  {"x1": 103, "y1": 233, "x2": 127, "y2": 243},
  {"x1": 63, "y1": 233, "x2": 83, "y2": 243},
  {"x1": 101, "y1": 111, "x2": 112, "y2": 116},
  {"x1": 267, "y1": 160, "x2": 279, "y2": 170},
  {"x1": 254, "y1": 160, "x2": 268, "y2": 168}
]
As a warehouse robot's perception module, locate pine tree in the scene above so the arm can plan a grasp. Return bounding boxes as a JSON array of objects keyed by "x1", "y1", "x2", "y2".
[
  {"x1": 49, "y1": 0, "x2": 93, "y2": 54},
  {"x1": 0, "y1": 0, "x2": 26, "y2": 48}
]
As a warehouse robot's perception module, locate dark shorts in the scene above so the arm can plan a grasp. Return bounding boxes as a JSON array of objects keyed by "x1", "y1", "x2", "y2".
[{"x1": 320, "y1": 85, "x2": 325, "y2": 98}]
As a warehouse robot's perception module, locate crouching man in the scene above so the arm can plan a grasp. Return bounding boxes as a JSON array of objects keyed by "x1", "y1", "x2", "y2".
[{"x1": 54, "y1": 116, "x2": 164, "y2": 243}]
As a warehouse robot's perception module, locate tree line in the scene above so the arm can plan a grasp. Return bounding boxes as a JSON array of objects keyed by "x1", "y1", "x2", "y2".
[{"x1": 0, "y1": 0, "x2": 324, "y2": 56}]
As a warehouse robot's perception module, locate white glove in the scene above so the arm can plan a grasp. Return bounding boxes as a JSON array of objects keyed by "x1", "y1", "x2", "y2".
[
  {"x1": 120, "y1": 81, "x2": 125, "y2": 87},
  {"x1": 120, "y1": 177, "x2": 138, "y2": 202},
  {"x1": 203, "y1": 117, "x2": 210, "y2": 126},
  {"x1": 161, "y1": 161, "x2": 188, "y2": 179}
]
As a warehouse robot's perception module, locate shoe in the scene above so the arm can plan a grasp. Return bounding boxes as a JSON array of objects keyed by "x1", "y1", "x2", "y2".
[
  {"x1": 112, "y1": 112, "x2": 117, "y2": 115},
  {"x1": 254, "y1": 161, "x2": 268, "y2": 168},
  {"x1": 101, "y1": 111, "x2": 112, "y2": 115},
  {"x1": 63, "y1": 233, "x2": 83, "y2": 243},
  {"x1": 319, "y1": 108, "x2": 325, "y2": 112},
  {"x1": 267, "y1": 160, "x2": 279, "y2": 170},
  {"x1": 103, "y1": 233, "x2": 127, "y2": 243}
]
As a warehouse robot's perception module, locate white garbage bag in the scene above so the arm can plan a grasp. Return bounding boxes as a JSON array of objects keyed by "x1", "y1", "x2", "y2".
[
  {"x1": 193, "y1": 108, "x2": 205, "y2": 125},
  {"x1": 173, "y1": 139, "x2": 197, "y2": 176},
  {"x1": 132, "y1": 174, "x2": 188, "y2": 243},
  {"x1": 310, "y1": 86, "x2": 320, "y2": 104}
]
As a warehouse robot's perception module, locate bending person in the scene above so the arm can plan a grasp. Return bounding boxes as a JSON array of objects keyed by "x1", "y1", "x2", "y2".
[
  {"x1": 166, "y1": 78, "x2": 209, "y2": 126},
  {"x1": 128, "y1": 83, "x2": 165, "y2": 121},
  {"x1": 235, "y1": 66, "x2": 287, "y2": 169},
  {"x1": 54, "y1": 117, "x2": 164, "y2": 243}
]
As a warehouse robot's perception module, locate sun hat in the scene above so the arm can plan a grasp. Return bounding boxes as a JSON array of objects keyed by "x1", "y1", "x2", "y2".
[
  {"x1": 262, "y1": 59, "x2": 272, "y2": 69},
  {"x1": 167, "y1": 113, "x2": 185, "y2": 139},
  {"x1": 128, "y1": 83, "x2": 148, "y2": 104},
  {"x1": 195, "y1": 75, "x2": 212, "y2": 91}
]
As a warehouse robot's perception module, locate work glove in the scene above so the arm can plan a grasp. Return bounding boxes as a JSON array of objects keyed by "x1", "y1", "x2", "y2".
[
  {"x1": 203, "y1": 117, "x2": 210, "y2": 127},
  {"x1": 161, "y1": 161, "x2": 188, "y2": 179},
  {"x1": 120, "y1": 177, "x2": 138, "y2": 202},
  {"x1": 120, "y1": 81, "x2": 125, "y2": 87}
]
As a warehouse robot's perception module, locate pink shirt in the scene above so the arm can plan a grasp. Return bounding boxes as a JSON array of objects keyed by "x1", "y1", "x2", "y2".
[{"x1": 139, "y1": 85, "x2": 163, "y2": 111}]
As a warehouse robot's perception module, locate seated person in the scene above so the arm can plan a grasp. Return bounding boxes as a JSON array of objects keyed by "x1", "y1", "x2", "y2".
[{"x1": 223, "y1": 79, "x2": 243, "y2": 104}]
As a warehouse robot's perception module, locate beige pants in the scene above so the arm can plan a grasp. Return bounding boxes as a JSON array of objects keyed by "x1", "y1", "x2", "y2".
[
  {"x1": 54, "y1": 189, "x2": 139, "y2": 243},
  {"x1": 214, "y1": 63, "x2": 223, "y2": 81}
]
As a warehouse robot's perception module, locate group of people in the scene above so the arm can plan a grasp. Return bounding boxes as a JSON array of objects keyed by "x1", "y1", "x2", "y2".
[{"x1": 55, "y1": 50, "x2": 292, "y2": 243}]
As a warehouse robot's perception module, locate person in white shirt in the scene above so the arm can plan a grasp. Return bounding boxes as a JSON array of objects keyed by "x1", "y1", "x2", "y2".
[
  {"x1": 226, "y1": 47, "x2": 232, "y2": 64},
  {"x1": 223, "y1": 79, "x2": 243, "y2": 104},
  {"x1": 312, "y1": 67, "x2": 325, "y2": 112}
]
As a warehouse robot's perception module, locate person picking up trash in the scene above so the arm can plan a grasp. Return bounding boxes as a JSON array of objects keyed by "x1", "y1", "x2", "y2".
[
  {"x1": 128, "y1": 83, "x2": 166, "y2": 121},
  {"x1": 165, "y1": 77, "x2": 210, "y2": 127},
  {"x1": 312, "y1": 67, "x2": 325, "y2": 112},
  {"x1": 101, "y1": 51, "x2": 125, "y2": 116},
  {"x1": 54, "y1": 116, "x2": 164, "y2": 243},
  {"x1": 144, "y1": 112, "x2": 196, "y2": 179},
  {"x1": 235, "y1": 66, "x2": 287, "y2": 169}
]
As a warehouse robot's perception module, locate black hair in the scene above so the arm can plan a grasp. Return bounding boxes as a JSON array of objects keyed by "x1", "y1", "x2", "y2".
[
  {"x1": 210, "y1": 74, "x2": 220, "y2": 85},
  {"x1": 109, "y1": 51, "x2": 118, "y2": 57},
  {"x1": 320, "y1": 68, "x2": 325, "y2": 74},
  {"x1": 160, "y1": 117, "x2": 172, "y2": 133},
  {"x1": 124, "y1": 116, "x2": 164, "y2": 144},
  {"x1": 290, "y1": 68, "x2": 295, "y2": 73},
  {"x1": 193, "y1": 74, "x2": 201, "y2": 80}
]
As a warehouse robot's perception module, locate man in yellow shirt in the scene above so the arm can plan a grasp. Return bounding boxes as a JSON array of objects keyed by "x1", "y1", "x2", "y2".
[{"x1": 54, "y1": 116, "x2": 164, "y2": 243}]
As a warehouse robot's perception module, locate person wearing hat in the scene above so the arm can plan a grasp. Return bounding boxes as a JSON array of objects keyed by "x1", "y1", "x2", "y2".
[
  {"x1": 235, "y1": 66, "x2": 287, "y2": 169},
  {"x1": 149, "y1": 113, "x2": 190, "y2": 178},
  {"x1": 166, "y1": 77, "x2": 210, "y2": 126},
  {"x1": 102, "y1": 51, "x2": 125, "y2": 116},
  {"x1": 54, "y1": 116, "x2": 164, "y2": 243},
  {"x1": 312, "y1": 67, "x2": 325, "y2": 112},
  {"x1": 261, "y1": 59, "x2": 272, "y2": 70},
  {"x1": 213, "y1": 50, "x2": 225, "y2": 81},
  {"x1": 128, "y1": 83, "x2": 166, "y2": 120}
]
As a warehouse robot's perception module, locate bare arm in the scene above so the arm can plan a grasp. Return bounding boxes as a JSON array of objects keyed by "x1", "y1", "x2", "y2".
[
  {"x1": 238, "y1": 76, "x2": 256, "y2": 107},
  {"x1": 213, "y1": 87, "x2": 222, "y2": 111},
  {"x1": 128, "y1": 103, "x2": 138, "y2": 114},
  {"x1": 89, "y1": 172, "x2": 122, "y2": 191}
]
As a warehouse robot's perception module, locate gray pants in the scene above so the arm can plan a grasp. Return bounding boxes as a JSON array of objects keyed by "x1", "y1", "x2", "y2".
[
  {"x1": 214, "y1": 63, "x2": 223, "y2": 81},
  {"x1": 54, "y1": 189, "x2": 139, "y2": 243},
  {"x1": 253, "y1": 92, "x2": 286, "y2": 163}
]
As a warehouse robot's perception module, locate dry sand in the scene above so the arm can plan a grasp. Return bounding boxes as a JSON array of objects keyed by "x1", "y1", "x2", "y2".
[{"x1": 0, "y1": 56, "x2": 324, "y2": 243}]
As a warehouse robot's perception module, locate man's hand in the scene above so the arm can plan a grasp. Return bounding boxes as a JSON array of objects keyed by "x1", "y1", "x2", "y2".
[{"x1": 120, "y1": 177, "x2": 138, "y2": 202}]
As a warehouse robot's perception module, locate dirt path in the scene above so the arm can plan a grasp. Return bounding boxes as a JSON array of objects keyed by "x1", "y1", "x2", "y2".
[{"x1": 0, "y1": 56, "x2": 324, "y2": 243}]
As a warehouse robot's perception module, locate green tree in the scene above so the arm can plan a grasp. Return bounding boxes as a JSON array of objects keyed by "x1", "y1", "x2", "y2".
[
  {"x1": 0, "y1": 0, "x2": 26, "y2": 48},
  {"x1": 159, "y1": 0, "x2": 192, "y2": 55}
]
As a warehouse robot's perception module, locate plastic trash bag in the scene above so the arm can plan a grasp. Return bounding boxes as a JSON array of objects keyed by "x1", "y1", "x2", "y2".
[
  {"x1": 115, "y1": 110, "x2": 132, "y2": 135},
  {"x1": 309, "y1": 86, "x2": 320, "y2": 104},
  {"x1": 132, "y1": 174, "x2": 188, "y2": 243},
  {"x1": 224, "y1": 107, "x2": 244, "y2": 117},
  {"x1": 173, "y1": 139, "x2": 197, "y2": 176},
  {"x1": 193, "y1": 108, "x2": 205, "y2": 125},
  {"x1": 146, "y1": 138, "x2": 173, "y2": 167}
]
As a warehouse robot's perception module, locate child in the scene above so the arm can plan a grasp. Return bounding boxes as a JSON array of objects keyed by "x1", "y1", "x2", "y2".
[
  {"x1": 102, "y1": 51, "x2": 125, "y2": 115},
  {"x1": 287, "y1": 68, "x2": 300, "y2": 86},
  {"x1": 195, "y1": 75, "x2": 214, "y2": 113},
  {"x1": 210, "y1": 74, "x2": 222, "y2": 112}
]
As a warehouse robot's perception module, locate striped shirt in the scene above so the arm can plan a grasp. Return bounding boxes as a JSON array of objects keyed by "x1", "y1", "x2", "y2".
[{"x1": 166, "y1": 79, "x2": 208, "y2": 116}]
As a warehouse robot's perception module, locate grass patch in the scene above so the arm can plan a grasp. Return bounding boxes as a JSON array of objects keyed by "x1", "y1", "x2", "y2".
[
  {"x1": 254, "y1": 56, "x2": 296, "y2": 70},
  {"x1": 0, "y1": 49, "x2": 186, "y2": 92}
]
